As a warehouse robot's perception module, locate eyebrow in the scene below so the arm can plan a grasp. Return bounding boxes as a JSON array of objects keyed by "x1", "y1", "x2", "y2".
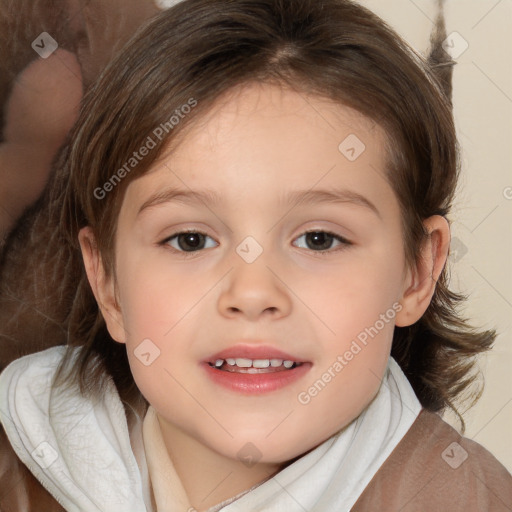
[{"x1": 137, "y1": 186, "x2": 381, "y2": 218}]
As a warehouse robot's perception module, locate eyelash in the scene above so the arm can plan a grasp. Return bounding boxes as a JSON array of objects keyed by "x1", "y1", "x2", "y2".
[{"x1": 160, "y1": 228, "x2": 353, "y2": 258}]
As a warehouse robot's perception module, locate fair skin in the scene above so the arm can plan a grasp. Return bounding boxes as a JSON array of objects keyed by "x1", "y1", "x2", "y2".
[{"x1": 80, "y1": 83, "x2": 450, "y2": 511}]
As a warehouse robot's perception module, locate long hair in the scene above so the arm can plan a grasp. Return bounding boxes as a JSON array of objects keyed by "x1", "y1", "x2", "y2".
[{"x1": 1, "y1": 0, "x2": 495, "y2": 434}]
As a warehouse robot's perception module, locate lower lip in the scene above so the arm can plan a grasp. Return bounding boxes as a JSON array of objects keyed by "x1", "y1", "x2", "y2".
[{"x1": 201, "y1": 362, "x2": 312, "y2": 394}]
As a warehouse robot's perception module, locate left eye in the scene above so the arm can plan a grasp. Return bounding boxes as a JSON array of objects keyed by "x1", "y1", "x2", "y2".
[
  {"x1": 293, "y1": 231, "x2": 351, "y2": 252},
  {"x1": 161, "y1": 230, "x2": 351, "y2": 254}
]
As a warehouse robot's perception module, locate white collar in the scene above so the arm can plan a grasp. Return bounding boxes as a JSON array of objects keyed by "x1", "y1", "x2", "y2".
[
  {"x1": 0, "y1": 346, "x2": 422, "y2": 511},
  {"x1": 0, "y1": 346, "x2": 146, "y2": 512}
]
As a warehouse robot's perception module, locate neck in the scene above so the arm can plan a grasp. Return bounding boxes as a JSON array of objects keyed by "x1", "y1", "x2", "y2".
[{"x1": 157, "y1": 414, "x2": 284, "y2": 512}]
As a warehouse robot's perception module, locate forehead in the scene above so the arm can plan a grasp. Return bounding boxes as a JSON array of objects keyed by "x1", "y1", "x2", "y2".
[
  {"x1": 121, "y1": 82, "x2": 397, "y2": 223},
  {"x1": 173, "y1": 82, "x2": 384, "y2": 159}
]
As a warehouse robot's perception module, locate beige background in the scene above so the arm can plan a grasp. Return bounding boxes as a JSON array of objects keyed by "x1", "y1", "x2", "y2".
[{"x1": 361, "y1": 0, "x2": 512, "y2": 472}]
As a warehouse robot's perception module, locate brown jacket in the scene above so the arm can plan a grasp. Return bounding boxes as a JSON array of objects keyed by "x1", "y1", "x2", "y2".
[{"x1": 1, "y1": 408, "x2": 511, "y2": 511}]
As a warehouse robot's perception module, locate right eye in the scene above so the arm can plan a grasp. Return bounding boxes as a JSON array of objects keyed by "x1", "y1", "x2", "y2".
[{"x1": 162, "y1": 230, "x2": 218, "y2": 254}]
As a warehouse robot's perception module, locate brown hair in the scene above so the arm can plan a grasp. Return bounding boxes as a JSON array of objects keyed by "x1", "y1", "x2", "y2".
[{"x1": 50, "y1": 0, "x2": 495, "y2": 432}]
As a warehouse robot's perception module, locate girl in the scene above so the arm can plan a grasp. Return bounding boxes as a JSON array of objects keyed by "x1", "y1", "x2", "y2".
[{"x1": 1, "y1": 0, "x2": 511, "y2": 511}]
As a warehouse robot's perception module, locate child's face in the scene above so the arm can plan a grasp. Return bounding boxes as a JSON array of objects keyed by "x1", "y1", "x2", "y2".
[{"x1": 100, "y1": 83, "x2": 414, "y2": 463}]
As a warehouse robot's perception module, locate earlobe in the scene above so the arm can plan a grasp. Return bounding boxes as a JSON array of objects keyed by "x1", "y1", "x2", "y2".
[
  {"x1": 395, "y1": 215, "x2": 450, "y2": 327},
  {"x1": 78, "y1": 226, "x2": 126, "y2": 343}
]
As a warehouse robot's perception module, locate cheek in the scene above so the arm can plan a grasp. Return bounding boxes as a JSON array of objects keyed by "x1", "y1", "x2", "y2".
[
  {"x1": 114, "y1": 252, "x2": 209, "y2": 389},
  {"x1": 302, "y1": 246, "x2": 405, "y2": 330},
  {"x1": 296, "y1": 244, "x2": 403, "y2": 415},
  {"x1": 115, "y1": 248, "x2": 199, "y2": 338}
]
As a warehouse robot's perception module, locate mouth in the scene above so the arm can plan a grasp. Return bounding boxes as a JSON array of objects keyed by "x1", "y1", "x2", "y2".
[
  {"x1": 202, "y1": 344, "x2": 311, "y2": 393},
  {"x1": 207, "y1": 358, "x2": 304, "y2": 373}
]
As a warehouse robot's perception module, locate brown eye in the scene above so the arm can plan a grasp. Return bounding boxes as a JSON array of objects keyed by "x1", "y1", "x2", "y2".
[
  {"x1": 176, "y1": 232, "x2": 204, "y2": 251},
  {"x1": 163, "y1": 231, "x2": 217, "y2": 253},
  {"x1": 294, "y1": 230, "x2": 352, "y2": 254},
  {"x1": 306, "y1": 232, "x2": 335, "y2": 250}
]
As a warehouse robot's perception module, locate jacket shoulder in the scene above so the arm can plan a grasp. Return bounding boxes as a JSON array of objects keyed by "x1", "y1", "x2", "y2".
[
  {"x1": 0, "y1": 423, "x2": 65, "y2": 512},
  {"x1": 352, "y1": 408, "x2": 512, "y2": 511}
]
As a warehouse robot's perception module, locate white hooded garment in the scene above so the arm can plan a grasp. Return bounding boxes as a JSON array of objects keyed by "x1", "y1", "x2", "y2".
[{"x1": 0, "y1": 346, "x2": 422, "y2": 512}]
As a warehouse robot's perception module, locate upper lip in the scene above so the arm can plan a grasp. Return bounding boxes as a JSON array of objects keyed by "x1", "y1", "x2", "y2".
[{"x1": 204, "y1": 344, "x2": 309, "y2": 364}]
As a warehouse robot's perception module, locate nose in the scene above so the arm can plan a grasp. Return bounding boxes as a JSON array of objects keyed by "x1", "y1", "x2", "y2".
[{"x1": 217, "y1": 256, "x2": 292, "y2": 321}]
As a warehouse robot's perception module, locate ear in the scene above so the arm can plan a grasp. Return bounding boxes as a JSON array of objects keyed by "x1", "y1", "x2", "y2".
[
  {"x1": 395, "y1": 215, "x2": 451, "y2": 327},
  {"x1": 78, "y1": 226, "x2": 127, "y2": 344}
]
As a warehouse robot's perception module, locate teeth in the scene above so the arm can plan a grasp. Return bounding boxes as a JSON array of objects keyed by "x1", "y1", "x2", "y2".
[
  {"x1": 253, "y1": 359, "x2": 270, "y2": 368},
  {"x1": 211, "y1": 358, "x2": 299, "y2": 369}
]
